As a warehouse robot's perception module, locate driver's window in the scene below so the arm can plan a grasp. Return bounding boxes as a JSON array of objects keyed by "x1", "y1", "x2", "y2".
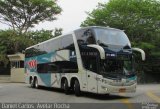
[
  {"x1": 83, "y1": 57, "x2": 98, "y2": 73},
  {"x1": 75, "y1": 29, "x2": 96, "y2": 45},
  {"x1": 84, "y1": 30, "x2": 96, "y2": 44},
  {"x1": 86, "y1": 35, "x2": 96, "y2": 44}
]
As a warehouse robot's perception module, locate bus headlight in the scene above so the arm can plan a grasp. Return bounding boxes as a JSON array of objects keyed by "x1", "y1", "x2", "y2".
[
  {"x1": 101, "y1": 86, "x2": 108, "y2": 91},
  {"x1": 105, "y1": 88, "x2": 108, "y2": 91}
]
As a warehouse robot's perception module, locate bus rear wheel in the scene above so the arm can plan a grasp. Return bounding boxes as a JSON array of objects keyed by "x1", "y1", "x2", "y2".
[
  {"x1": 63, "y1": 79, "x2": 70, "y2": 94},
  {"x1": 74, "y1": 80, "x2": 81, "y2": 96},
  {"x1": 30, "y1": 78, "x2": 35, "y2": 88},
  {"x1": 35, "y1": 78, "x2": 39, "y2": 89}
]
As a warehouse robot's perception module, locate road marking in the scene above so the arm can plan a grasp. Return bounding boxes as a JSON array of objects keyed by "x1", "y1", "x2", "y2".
[
  {"x1": 121, "y1": 99, "x2": 134, "y2": 109},
  {"x1": 119, "y1": 93, "x2": 134, "y2": 109},
  {"x1": 146, "y1": 91, "x2": 160, "y2": 103}
]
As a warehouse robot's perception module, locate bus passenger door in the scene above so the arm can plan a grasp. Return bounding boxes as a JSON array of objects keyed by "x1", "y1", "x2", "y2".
[
  {"x1": 86, "y1": 57, "x2": 98, "y2": 93},
  {"x1": 48, "y1": 63, "x2": 61, "y2": 88},
  {"x1": 87, "y1": 70, "x2": 98, "y2": 93}
]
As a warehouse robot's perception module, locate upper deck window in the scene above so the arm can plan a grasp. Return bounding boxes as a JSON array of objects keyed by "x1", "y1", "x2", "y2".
[
  {"x1": 93, "y1": 28, "x2": 131, "y2": 47},
  {"x1": 75, "y1": 29, "x2": 96, "y2": 45}
]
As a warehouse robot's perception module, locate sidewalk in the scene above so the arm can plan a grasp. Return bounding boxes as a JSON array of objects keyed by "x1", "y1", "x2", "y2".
[{"x1": 0, "y1": 75, "x2": 11, "y2": 83}]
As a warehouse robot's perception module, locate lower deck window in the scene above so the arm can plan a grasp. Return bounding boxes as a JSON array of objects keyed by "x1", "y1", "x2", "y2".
[{"x1": 37, "y1": 61, "x2": 78, "y2": 73}]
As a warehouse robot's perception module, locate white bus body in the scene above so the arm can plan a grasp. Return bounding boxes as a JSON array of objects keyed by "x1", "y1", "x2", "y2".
[{"x1": 25, "y1": 26, "x2": 145, "y2": 96}]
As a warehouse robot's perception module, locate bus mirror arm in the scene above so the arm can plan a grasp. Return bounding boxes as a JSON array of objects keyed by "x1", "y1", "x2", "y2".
[{"x1": 132, "y1": 48, "x2": 145, "y2": 61}]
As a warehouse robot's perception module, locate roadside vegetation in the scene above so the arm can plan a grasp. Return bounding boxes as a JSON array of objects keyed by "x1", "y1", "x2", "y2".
[
  {"x1": 0, "y1": 0, "x2": 62, "y2": 74},
  {"x1": 81, "y1": 0, "x2": 160, "y2": 83}
]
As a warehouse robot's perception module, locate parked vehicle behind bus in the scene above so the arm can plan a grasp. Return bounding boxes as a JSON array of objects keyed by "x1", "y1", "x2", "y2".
[{"x1": 25, "y1": 26, "x2": 145, "y2": 96}]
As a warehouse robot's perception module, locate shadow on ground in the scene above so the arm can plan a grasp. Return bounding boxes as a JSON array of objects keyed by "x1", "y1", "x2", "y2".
[{"x1": 26, "y1": 85, "x2": 131, "y2": 101}]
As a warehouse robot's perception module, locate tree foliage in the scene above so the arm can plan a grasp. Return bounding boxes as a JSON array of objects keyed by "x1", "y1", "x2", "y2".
[
  {"x1": 0, "y1": 28, "x2": 62, "y2": 53},
  {"x1": 0, "y1": 28, "x2": 62, "y2": 66},
  {"x1": 0, "y1": 30, "x2": 33, "y2": 57},
  {"x1": 0, "y1": 0, "x2": 61, "y2": 34},
  {"x1": 27, "y1": 28, "x2": 62, "y2": 44},
  {"x1": 81, "y1": 0, "x2": 160, "y2": 42},
  {"x1": 81, "y1": 0, "x2": 160, "y2": 78}
]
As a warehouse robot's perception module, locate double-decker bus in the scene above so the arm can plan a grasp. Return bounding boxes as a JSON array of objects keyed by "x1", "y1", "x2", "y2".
[{"x1": 25, "y1": 26, "x2": 145, "y2": 96}]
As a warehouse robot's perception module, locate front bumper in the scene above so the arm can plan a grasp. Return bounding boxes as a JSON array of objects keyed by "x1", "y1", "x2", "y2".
[{"x1": 98, "y1": 83, "x2": 137, "y2": 94}]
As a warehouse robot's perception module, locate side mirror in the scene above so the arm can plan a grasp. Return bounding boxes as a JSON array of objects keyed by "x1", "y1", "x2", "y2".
[{"x1": 132, "y1": 48, "x2": 145, "y2": 61}]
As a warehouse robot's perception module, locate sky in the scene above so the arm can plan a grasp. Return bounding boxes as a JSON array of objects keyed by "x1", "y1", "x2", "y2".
[{"x1": 0, "y1": 0, "x2": 109, "y2": 34}]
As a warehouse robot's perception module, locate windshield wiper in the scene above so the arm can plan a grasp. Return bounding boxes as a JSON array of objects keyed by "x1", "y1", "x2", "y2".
[
  {"x1": 99, "y1": 43, "x2": 108, "y2": 47},
  {"x1": 97, "y1": 40, "x2": 108, "y2": 47}
]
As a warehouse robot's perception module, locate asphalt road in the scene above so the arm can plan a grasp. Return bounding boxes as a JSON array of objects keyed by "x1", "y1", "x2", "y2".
[{"x1": 0, "y1": 83, "x2": 160, "y2": 109}]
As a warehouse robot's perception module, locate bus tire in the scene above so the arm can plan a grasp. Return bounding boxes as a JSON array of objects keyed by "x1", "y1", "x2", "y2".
[
  {"x1": 64, "y1": 79, "x2": 70, "y2": 94},
  {"x1": 30, "y1": 78, "x2": 35, "y2": 88},
  {"x1": 74, "y1": 80, "x2": 81, "y2": 96},
  {"x1": 35, "y1": 78, "x2": 39, "y2": 89}
]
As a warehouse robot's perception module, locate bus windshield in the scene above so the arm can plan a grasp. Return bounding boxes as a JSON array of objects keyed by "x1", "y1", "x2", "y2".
[
  {"x1": 94, "y1": 28, "x2": 131, "y2": 47},
  {"x1": 100, "y1": 56, "x2": 134, "y2": 78}
]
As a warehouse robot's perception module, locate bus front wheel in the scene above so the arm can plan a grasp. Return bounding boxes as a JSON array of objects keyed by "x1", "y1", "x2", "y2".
[{"x1": 74, "y1": 80, "x2": 81, "y2": 96}]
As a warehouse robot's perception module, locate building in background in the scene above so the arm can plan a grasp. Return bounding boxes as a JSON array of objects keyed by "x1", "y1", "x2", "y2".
[{"x1": 8, "y1": 53, "x2": 25, "y2": 82}]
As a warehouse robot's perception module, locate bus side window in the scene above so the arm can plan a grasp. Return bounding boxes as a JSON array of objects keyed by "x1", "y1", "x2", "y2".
[
  {"x1": 37, "y1": 64, "x2": 47, "y2": 73},
  {"x1": 48, "y1": 64, "x2": 58, "y2": 73}
]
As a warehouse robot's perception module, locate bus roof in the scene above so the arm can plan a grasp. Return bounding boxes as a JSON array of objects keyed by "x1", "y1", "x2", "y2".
[
  {"x1": 25, "y1": 31, "x2": 73, "y2": 50},
  {"x1": 74, "y1": 26, "x2": 123, "y2": 32},
  {"x1": 25, "y1": 26, "x2": 123, "y2": 50}
]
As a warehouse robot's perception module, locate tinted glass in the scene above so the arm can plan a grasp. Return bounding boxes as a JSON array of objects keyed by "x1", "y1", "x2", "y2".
[
  {"x1": 61, "y1": 35, "x2": 75, "y2": 50},
  {"x1": 26, "y1": 34, "x2": 78, "y2": 73},
  {"x1": 75, "y1": 29, "x2": 96, "y2": 45},
  {"x1": 94, "y1": 28, "x2": 131, "y2": 47},
  {"x1": 26, "y1": 39, "x2": 61, "y2": 58},
  {"x1": 44, "y1": 38, "x2": 61, "y2": 53}
]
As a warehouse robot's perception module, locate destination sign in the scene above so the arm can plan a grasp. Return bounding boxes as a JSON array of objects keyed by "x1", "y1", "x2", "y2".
[{"x1": 81, "y1": 52, "x2": 98, "y2": 56}]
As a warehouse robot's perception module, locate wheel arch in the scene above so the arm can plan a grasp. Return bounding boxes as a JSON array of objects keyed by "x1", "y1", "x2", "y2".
[
  {"x1": 70, "y1": 76, "x2": 80, "y2": 90},
  {"x1": 61, "y1": 76, "x2": 69, "y2": 88},
  {"x1": 29, "y1": 76, "x2": 33, "y2": 84}
]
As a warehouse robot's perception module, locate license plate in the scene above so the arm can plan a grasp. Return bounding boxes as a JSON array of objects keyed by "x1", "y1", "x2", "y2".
[{"x1": 119, "y1": 88, "x2": 126, "y2": 92}]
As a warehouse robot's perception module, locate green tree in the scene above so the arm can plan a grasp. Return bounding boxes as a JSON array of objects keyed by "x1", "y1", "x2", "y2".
[
  {"x1": 0, "y1": 28, "x2": 62, "y2": 55},
  {"x1": 54, "y1": 28, "x2": 63, "y2": 38},
  {"x1": 81, "y1": 0, "x2": 160, "y2": 81},
  {"x1": 81, "y1": 0, "x2": 160, "y2": 56},
  {"x1": 0, "y1": 30, "x2": 34, "y2": 54},
  {"x1": 27, "y1": 28, "x2": 62, "y2": 44},
  {"x1": 81, "y1": 0, "x2": 160, "y2": 42},
  {"x1": 0, "y1": 28, "x2": 62, "y2": 66},
  {"x1": 0, "y1": 31, "x2": 11, "y2": 66},
  {"x1": 0, "y1": 0, "x2": 61, "y2": 34}
]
